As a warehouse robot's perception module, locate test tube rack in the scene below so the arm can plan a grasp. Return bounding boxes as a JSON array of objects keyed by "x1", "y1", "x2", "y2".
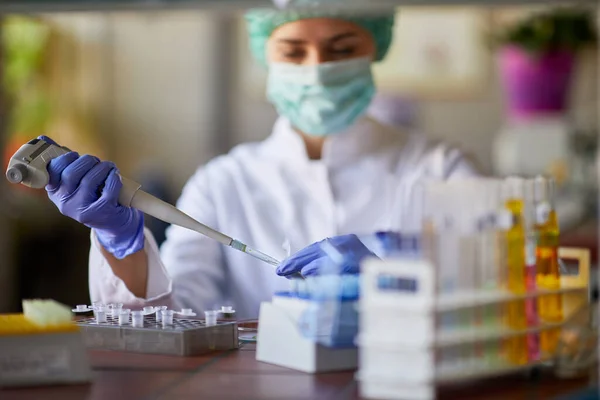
[
  {"x1": 75, "y1": 314, "x2": 238, "y2": 356},
  {"x1": 355, "y1": 248, "x2": 591, "y2": 400}
]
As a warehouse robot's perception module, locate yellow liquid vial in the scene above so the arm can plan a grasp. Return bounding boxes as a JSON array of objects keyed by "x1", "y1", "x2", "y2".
[
  {"x1": 504, "y1": 199, "x2": 528, "y2": 365},
  {"x1": 536, "y1": 209, "x2": 563, "y2": 354}
]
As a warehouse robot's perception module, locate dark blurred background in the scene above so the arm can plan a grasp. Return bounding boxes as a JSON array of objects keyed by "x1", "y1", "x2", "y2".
[{"x1": 0, "y1": 3, "x2": 598, "y2": 312}]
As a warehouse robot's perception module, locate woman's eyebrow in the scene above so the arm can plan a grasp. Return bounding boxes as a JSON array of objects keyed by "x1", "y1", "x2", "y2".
[
  {"x1": 276, "y1": 32, "x2": 358, "y2": 45},
  {"x1": 276, "y1": 38, "x2": 306, "y2": 45},
  {"x1": 327, "y1": 32, "x2": 358, "y2": 43}
]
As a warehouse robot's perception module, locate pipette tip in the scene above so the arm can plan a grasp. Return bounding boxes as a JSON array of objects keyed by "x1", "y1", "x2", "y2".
[
  {"x1": 230, "y1": 239, "x2": 304, "y2": 279},
  {"x1": 230, "y1": 239, "x2": 280, "y2": 267}
]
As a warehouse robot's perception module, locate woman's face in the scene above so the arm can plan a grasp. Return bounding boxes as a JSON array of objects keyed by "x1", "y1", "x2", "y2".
[{"x1": 266, "y1": 18, "x2": 376, "y2": 65}]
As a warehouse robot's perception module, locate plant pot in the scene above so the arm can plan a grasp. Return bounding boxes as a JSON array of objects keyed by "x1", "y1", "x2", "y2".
[{"x1": 499, "y1": 45, "x2": 575, "y2": 119}]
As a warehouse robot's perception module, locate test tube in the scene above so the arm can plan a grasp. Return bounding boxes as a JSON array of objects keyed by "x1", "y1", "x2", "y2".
[
  {"x1": 502, "y1": 177, "x2": 528, "y2": 366},
  {"x1": 485, "y1": 179, "x2": 505, "y2": 326},
  {"x1": 118, "y1": 309, "x2": 131, "y2": 325},
  {"x1": 457, "y1": 199, "x2": 476, "y2": 348},
  {"x1": 205, "y1": 310, "x2": 218, "y2": 326},
  {"x1": 524, "y1": 179, "x2": 541, "y2": 362},
  {"x1": 131, "y1": 311, "x2": 144, "y2": 328},
  {"x1": 155, "y1": 306, "x2": 168, "y2": 322},
  {"x1": 486, "y1": 179, "x2": 504, "y2": 290},
  {"x1": 95, "y1": 305, "x2": 107, "y2": 323},
  {"x1": 161, "y1": 310, "x2": 175, "y2": 327},
  {"x1": 73, "y1": 305, "x2": 89, "y2": 312},
  {"x1": 297, "y1": 281, "x2": 308, "y2": 297},
  {"x1": 534, "y1": 176, "x2": 563, "y2": 354}
]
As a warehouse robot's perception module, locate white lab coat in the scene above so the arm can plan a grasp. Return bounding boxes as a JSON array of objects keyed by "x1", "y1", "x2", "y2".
[{"x1": 89, "y1": 116, "x2": 478, "y2": 319}]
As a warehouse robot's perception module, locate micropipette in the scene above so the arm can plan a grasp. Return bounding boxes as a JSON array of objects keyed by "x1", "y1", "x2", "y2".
[{"x1": 6, "y1": 137, "x2": 295, "y2": 275}]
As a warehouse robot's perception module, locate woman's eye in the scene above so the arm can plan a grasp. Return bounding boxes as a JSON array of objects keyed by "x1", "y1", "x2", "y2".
[
  {"x1": 283, "y1": 51, "x2": 304, "y2": 59},
  {"x1": 331, "y1": 47, "x2": 355, "y2": 55}
]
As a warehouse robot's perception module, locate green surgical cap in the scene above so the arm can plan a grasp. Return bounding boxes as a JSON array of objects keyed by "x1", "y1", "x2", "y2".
[{"x1": 245, "y1": 8, "x2": 395, "y2": 65}]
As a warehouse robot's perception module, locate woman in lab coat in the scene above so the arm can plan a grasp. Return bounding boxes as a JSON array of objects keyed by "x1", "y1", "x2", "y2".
[{"x1": 43, "y1": 6, "x2": 478, "y2": 319}]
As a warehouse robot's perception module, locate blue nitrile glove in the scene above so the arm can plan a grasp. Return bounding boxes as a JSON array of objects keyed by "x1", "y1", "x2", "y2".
[
  {"x1": 277, "y1": 234, "x2": 378, "y2": 278},
  {"x1": 41, "y1": 136, "x2": 144, "y2": 259}
]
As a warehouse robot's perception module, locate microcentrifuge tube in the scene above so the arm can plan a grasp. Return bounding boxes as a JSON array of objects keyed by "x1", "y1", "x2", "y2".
[
  {"x1": 119, "y1": 309, "x2": 131, "y2": 325},
  {"x1": 161, "y1": 310, "x2": 175, "y2": 327},
  {"x1": 220, "y1": 306, "x2": 235, "y2": 319},
  {"x1": 95, "y1": 306, "x2": 107, "y2": 324},
  {"x1": 179, "y1": 308, "x2": 196, "y2": 316},
  {"x1": 205, "y1": 310, "x2": 218, "y2": 326},
  {"x1": 72, "y1": 304, "x2": 90, "y2": 313},
  {"x1": 155, "y1": 306, "x2": 167, "y2": 322},
  {"x1": 131, "y1": 311, "x2": 144, "y2": 328},
  {"x1": 92, "y1": 302, "x2": 103, "y2": 318},
  {"x1": 143, "y1": 306, "x2": 155, "y2": 315}
]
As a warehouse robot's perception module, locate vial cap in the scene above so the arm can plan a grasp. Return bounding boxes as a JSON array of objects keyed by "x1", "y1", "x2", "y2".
[{"x1": 534, "y1": 175, "x2": 549, "y2": 202}]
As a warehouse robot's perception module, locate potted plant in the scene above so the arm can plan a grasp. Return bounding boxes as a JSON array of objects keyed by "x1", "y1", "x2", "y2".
[{"x1": 490, "y1": 8, "x2": 597, "y2": 119}]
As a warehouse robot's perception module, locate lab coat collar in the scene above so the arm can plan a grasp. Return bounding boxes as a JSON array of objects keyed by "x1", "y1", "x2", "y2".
[{"x1": 264, "y1": 116, "x2": 398, "y2": 168}]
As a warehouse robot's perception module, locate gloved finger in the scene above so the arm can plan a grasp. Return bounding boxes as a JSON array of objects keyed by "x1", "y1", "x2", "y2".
[
  {"x1": 60, "y1": 155, "x2": 100, "y2": 195},
  {"x1": 46, "y1": 152, "x2": 80, "y2": 191},
  {"x1": 37, "y1": 135, "x2": 59, "y2": 146},
  {"x1": 80, "y1": 161, "x2": 115, "y2": 197},
  {"x1": 276, "y1": 245, "x2": 324, "y2": 276},
  {"x1": 299, "y1": 258, "x2": 326, "y2": 277},
  {"x1": 99, "y1": 168, "x2": 123, "y2": 206},
  {"x1": 334, "y1": 235, "x2": 375, "y2": 261},
  {"x1": 277, "y1": 234, "x2": 373, "y2": 277},
  {"x1": 277, "y1": 236, "x2": 344, "y2": 275},
  {"x1": 328, "y1": 234, "x2": 366, "y2": 253}
]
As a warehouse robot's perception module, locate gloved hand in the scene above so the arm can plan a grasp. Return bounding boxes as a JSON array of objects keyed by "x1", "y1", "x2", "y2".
[
  {"x1": 41, "y1": 136, "x2": 145, "y2": 259},
  {"x1": 276, "y1": 234, "x2": 378, "y2": 278}
]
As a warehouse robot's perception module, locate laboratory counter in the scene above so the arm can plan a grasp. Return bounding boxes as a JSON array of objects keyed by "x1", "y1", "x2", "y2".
[{"x1": 1, "y1": 343, "x2": 596, "y2": 400}]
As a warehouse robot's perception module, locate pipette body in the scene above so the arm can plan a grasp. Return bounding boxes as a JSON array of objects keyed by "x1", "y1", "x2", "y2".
[{"x1": 6, "y1": 138, "x2": 289, "y2": 273}]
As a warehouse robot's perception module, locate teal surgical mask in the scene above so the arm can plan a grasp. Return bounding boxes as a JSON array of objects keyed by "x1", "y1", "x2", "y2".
[{"x1": 266, "y1": 57, "x2": 375, "y2": 136}]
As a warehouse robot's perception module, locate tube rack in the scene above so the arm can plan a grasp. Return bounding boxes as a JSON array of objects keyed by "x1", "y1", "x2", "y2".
[
  {"x1": 75, "y1": 313, "x2": 238, "y2": 356},
  {"x1": 356, "y1": 247, "x2": 590, "y2": 400}
]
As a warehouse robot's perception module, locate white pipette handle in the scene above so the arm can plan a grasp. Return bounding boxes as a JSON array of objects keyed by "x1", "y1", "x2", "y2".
[
  {"x1": 118, "y1": 176, "x2": 142, "y2": 207},
  {"x1": 127, "y1": 187, "x2": 233, "y2": 246}
]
